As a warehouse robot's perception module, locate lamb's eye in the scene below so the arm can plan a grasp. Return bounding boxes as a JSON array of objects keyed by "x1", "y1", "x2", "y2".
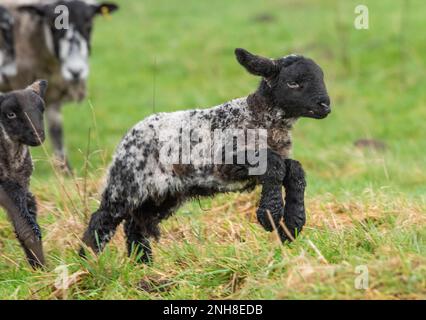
[
  {"x1": 7, "y1": 112, "x2": 16, "y2": 119},
  {"x1": 287, "y1": 82, "x2": 300, "y2": 89}
]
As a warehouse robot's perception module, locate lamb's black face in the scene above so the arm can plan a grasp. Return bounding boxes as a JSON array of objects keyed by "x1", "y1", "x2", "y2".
[
  {"x1": 235, "y1": 48, "x2": 331, "y2": 119},
  {"x1": 18, "y1": 1, "x2": 118, "y2": 83},
  {"x1": 0, "y1": 5, "x2": 16, "y2": 82},
  {"x1": 272, "y1": 57, "x2": 330, "y2": 119},
  {"x1": 0, "y1": 81, "x2": 48, "y2": 147}
]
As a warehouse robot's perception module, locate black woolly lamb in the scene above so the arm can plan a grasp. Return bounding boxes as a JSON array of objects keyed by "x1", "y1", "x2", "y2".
[
  {"x1": 0, "y1": 80, "x2": 48, "y2": 268},
  {"x1": 80, "y1": 48, "x2": 331, "y2": 264}
]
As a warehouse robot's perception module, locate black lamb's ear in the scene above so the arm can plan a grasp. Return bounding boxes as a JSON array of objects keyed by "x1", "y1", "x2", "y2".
[
  {"x1": 94, "y1": 2, "x2": 119, "y2": 16},
  {"x1": 17, "y1": 4, "x2": 47, "y2": 17},
  {"x1": 235, "y1": 48, "x2": 278, "y2": 78},
  {"x1": 26, "y1": 80, "x2": 48, "y2": 99},
  {"x1": 0, "y1": 94, "x2": 5, "y2": 106}
]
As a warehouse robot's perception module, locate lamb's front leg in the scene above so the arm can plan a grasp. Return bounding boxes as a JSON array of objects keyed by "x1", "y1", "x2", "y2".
[
  {"x1": 0, "y1": 182, "x2": 44, "y2": 268},
  {"x1": 280, "y1": 159, "x2": 306, "y2": 242},
  {"x1": 256, "y1": 155, "x2": 307, "y2": 243},
  {"x1": 256, "y1": 150, "x2": 286, "y2": 232}
]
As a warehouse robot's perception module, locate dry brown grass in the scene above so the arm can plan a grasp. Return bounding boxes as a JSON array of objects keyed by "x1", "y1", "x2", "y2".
[{"x1": 1, "y1": 177, "x2": 425, "y2": 299}]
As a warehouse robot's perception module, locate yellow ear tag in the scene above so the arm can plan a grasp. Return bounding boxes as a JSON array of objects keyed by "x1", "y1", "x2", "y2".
[{"x1": 101, "y1": 6, "x2": 111, "y2": 19}]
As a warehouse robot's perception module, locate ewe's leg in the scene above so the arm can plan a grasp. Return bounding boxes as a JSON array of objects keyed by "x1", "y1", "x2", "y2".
[
  {"x1": 281, "y1": 159, "x2": 306, "y2": 241},
  {"x1": 256, "y1": 150, "x2": 286, "y2": 232},
  {"x1": 0, "y1": 183, "x2": 44, "y2": 268},
  {"x1": 46, "y1": 103, "x2": 72, "y2": 174},
  {"x1": 80, "y1": 201, "x2": 128, "y2": 256},
  {"x1": 124, "y1": 217, "x2": 152, "y2": 264}
]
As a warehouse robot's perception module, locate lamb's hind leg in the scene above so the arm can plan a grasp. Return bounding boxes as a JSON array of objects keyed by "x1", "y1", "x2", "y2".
[
  {"x1": 80, "y1": 200, "x2": 128, "y2": 257},
  {"x1": 0, "y1": 183, "x2": 44, "y2": 268},
  {"x1": 256, "y1": 150, "x2": 287, "y2": 232},
  {"x1": 124, "y1": 217, "x2": 153, "y2": 264},
  {"x1": 124, "y1": 196, "x2": 181, "y2": 264}
]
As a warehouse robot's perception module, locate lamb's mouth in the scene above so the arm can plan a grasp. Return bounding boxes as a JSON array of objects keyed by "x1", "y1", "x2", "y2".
[{"x1": 307, "y1": 109, "x2": 330, "y2": 119}]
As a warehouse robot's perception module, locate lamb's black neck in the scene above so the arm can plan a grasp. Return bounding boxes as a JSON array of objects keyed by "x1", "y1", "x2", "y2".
[
  {"x1": 246, "y1": 92, "x2": 297, "y2": 130},
  {"x1": 0, "y1": 124, "x2": 27, "y2": 164}
]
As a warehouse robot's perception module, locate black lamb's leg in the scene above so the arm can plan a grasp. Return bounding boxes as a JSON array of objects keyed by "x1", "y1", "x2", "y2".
[
  {"x1": 124, "y1": 195, "x2": 181, "y2": 265},
  {"x1": 24, "y1": 192, "x2": 45, "y2": 267},
  {"x1": 280, "y1": 159, "x2": 307, "y2": 242},
  {"x1": 0, "y1": 182, "x2": 44, "y2": 268},
  {"x1": 80, "y1": 200, "x2": 128, "y2": 257},
  {"x1": 256, "y1": 150, "x2": 286, "y2": 232},
  {"x1": 124, "y1": 217, "x2": 152, "y2": 264}
]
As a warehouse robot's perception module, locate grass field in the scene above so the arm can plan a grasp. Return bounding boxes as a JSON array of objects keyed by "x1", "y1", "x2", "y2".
[{"x1": 0, "y1": 0, "x2": 425, "y2": 299}]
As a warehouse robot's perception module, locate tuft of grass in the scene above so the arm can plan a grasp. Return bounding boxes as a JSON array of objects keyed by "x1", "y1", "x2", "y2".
[{"x1": 1, "y1": 181, "x2": 425, "y2": 299}]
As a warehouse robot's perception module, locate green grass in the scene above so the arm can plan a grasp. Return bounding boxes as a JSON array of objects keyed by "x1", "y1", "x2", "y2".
[{"x1": 0, "y1": 0, "x2": 425, "y2": 299}]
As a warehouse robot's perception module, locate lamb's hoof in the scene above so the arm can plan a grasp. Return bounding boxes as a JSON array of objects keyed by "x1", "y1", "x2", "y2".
[
  {"x1": 277, "y1": 226, "x2": 296, "y2": 243},
  {"x1": 138, "y1": 277, "x2": 175, "y2": 293},
  {"x1": 78, "y1": 247, "x2": 87, "y2": 259},
  {"x1": 276, "y1": 220, "x2": 304, "y2": 243},
  {"x1": 256, "y1": 207, "x2": 284, "y2": 232},
  {"x1": 28, "y1": 257, "x2": 45, "y2": 270},
  {"x1": 135, "y1": 254, "x2": 153, "y2": 265}
]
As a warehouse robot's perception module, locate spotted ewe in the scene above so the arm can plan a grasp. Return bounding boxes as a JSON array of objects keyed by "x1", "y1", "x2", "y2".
[
  {"x1": 81, "y1": 48, "x2": 331, "y2": 263},
  {"x1": 0, "y1": 0, "x2": 119, "y2": 172},
  {"x1": 0, "y1": 80, "x2": 47, "y2": 268}
]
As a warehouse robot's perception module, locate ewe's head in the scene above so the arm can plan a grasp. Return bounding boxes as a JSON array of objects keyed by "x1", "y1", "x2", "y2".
[
  {"x1": 235, "y1": 48, "x2": 331, "y2": 119},
  {"x1": 19, "y1": 0, "x2": 119, "y2": 83},
  {"x1": 0, "y1": 80, "x2": 48, "y2": 147},
  {"x1": 0, "y1": 5, "x2": 16, "y2": 82}
]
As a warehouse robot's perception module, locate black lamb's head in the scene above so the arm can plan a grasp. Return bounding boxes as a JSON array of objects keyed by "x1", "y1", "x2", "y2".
[
  {"x1": 235, "y1": 48, "x2": 331, "y2": 119},
  {"x1": 0, "y1": 80, "x2": 48, "y2": 146}
]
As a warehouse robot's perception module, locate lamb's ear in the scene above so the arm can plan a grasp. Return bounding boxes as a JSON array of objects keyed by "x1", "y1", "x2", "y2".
[
  {"x1": 93, "y1": 2, "x2": 119, "y2": 16},
  {"x1": 235, "y1": 48, "x2": 278, "y2": 78},
  {"x1": 27, "y1": 80, "x2": 48, "y2": 99},
  {"x1": 17, "y1": 4, "x2": 47, "y2": 17}
]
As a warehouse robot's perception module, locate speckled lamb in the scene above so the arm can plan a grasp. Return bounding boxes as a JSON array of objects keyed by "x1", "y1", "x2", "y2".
[
  {"x1": 80, "y1": 48, "x2": 331, "y2": 263},
  {"x1": 0, "y1": 80, "x2": 47, "y2": 268}
]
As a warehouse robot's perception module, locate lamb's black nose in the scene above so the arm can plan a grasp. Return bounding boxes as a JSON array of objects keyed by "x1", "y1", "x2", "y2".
[
  {"x1": 31, "y1": 131, "x2": 45, "y2": 142},
  {"x1": 318, "y1": 97, "x2": 331, "y2": 114}
]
